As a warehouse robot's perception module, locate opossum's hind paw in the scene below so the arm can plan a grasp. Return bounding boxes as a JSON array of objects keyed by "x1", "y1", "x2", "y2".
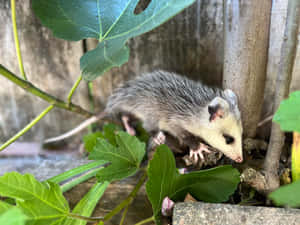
[
  {"x1": 121, "y1": 115, "x2": 136, "y2": 136},
  {"x1": 153, "y1": 131, "x2": 166, "y2": 146},
  {"x1": 189, "y1": 143, "x2": 211, "y2": 163}
]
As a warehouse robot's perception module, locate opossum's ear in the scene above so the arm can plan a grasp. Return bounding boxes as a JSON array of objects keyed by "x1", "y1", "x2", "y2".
[
  {"x1": 208, "y1": 97, "x2": 229, "y2": 122},
  {"x1": 224, "y1": 89, "x2": 238, "y2": 105}
]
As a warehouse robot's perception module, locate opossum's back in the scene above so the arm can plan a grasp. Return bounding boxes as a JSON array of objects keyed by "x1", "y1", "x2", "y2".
[{"x1": 105, "y1": 70, "x2": 221, "y2": 115}]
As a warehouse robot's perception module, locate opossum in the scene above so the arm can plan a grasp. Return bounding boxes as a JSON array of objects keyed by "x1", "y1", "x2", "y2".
[{"x1": 45, "y1": 71, "x2": 243, "y2": 163}]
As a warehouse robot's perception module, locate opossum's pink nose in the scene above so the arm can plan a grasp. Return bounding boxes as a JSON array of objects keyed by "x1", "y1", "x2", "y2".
[{"x1": 235, "y1": 156, "x2": 243, "y2": 163}]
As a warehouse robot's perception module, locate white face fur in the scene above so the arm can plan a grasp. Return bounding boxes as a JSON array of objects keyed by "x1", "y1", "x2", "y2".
[{"x1": 182, "y1": 94, "x2": 243, "y2": 163}]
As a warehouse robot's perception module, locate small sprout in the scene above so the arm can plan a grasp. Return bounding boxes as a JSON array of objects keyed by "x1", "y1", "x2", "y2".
[{"x1": 161, "y1": 197, "x2": 175, "y2": 217}]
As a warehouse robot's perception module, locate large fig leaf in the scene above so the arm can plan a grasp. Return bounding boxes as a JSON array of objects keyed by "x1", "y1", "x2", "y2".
[
  {"x1": 0, "y1": 201, "x2": 14, "y2": 214},
  {"x1": 0, "y1": 172, "x2": 69, "y2": 225},
  {"x1": 0, "y1": 208, "x2": 26, "y2": 225},
  {"x1": 89, "y1": 131, "x2": 146, "y2": 182},
  {"x1": 32, "y1": 0, "x2": 196, "y2": 80}
]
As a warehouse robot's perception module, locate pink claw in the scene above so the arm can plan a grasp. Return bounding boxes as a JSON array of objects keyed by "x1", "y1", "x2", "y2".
[
  {"x1": 189, "y1": 143, "x2": 211, "y2": 163},
  {"x1": 153, "y1": 131, "x2": 166, "y2": 146}
]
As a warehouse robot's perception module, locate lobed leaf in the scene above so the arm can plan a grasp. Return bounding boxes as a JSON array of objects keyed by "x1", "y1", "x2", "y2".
[
  {"x1": 0, "y1": 208, "x2": 27, "y2": 225},
  {"x1": 273, "y1": 91, "x2": 300, "y2": 133},
  {"x1": 0, "y1": 201, "x2": 14, "y2": 214},
  {"x1": 32, "y1": 0, "x2": 196, "y2": 80},
  {"x1": 269, "y1": 180, "x2": 300, "y2": 208},
  {"x1": 83, "y1": 132, "x2": 104, "y2": 153},
  {"x1": 83, "y1": 123, "x2": 122, "y2": 152},
  {"x1": 89, "y1": 131, "x2": 145, "y2": 182},
  {"x1": 0, "y1": 172, "x2": 69, "y2": 225}
]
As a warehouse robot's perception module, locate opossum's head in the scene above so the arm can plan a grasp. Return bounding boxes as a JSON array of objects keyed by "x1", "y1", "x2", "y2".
[{"x1": 185, "y1": 89, "x2": 243, "y2": 163}]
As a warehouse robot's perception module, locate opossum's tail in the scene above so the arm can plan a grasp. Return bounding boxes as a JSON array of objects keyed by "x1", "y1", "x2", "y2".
[{"x1": 43, "y1": 112, "x2": 106, "y2": 144}]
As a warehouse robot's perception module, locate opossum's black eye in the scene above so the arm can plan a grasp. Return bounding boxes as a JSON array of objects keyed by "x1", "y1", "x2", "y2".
[{"x1": 223, "y1": 134, "x2": 234, "y2": 144}]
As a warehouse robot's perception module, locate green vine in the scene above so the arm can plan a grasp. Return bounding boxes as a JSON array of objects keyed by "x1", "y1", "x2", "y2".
[
  {"x1": 0, "y1": 105, "x2": 54, "y2": 151},
  {"x1": 134, "y1": 216, "x2": 155, "y2": 225},
  {"x1": 10, "y1": 0, "x2": 27, "y2": 80},
  {"x1": 0, "y1": 65, "x2": 92, "y2": 118},
  {"x1": 103, "y1": 171, "x2": 148, "y2": 222},
  {"x1": 67, "y1": 75, "x2": 82, "y2": 105}
]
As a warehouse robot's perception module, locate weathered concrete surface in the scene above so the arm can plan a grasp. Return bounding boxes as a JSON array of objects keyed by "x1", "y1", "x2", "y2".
[
  {"x1": 173, "y1": 202, "x2": 300, "y2": 225},
  {"x1": 0, "y1": 157, "x2": 89, "y2": 180},
  {"x1": 0, "y1": 157, "x2": 154, "y2": 225}
]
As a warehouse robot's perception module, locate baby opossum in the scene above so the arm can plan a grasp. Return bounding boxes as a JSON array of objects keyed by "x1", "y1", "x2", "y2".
[{"x1": 45, "y1": 71, "x2": 243, "y2": 163}]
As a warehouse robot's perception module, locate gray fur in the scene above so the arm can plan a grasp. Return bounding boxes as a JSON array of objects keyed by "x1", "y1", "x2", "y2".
[{"x1": 106, "y1": 70, "x2": 240, "y2": 129}]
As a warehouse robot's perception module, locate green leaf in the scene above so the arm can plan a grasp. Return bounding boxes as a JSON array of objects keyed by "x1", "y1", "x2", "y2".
[
  {"x1": 269, "y1": 180, "x2": 300, "y2": 208},
  {"x1": 0, "y1": 172, "x2": 69, "y2": 225},
  {"x1": 65, "y1": 182, "x2": 109, "y2": 225},
  {"x1": 83, "y1": 132, "x2": 104, "y2": 153},
  {"x1": 273, "y1": 91, "x2": 300, "y2": 133},
  {"x1": 47, "y1": 161, "x2": 106, "y2": 185},
  {"x1": 89, "y1": 131, "x2": 145, "y2": 182},
  {"x1": 83, "y1": 123, "x2": 122, "y2": 152},
  {"x1": 102, "y1": 123, "x2": 123, "y2": 146},
  {"x1": 0, "y1": 208, "x2": 27, "y2": 225},
  {"x1": 146, "y1": 145, "x2": 177, "y2": 224},
  {"x1": 0, "y1": 201, "x2": 14, "y2": 214},
  {"x1": 173, "y1": 166, "x2": 240, "y2": 202},
  {"x1": 32, "y1": 0, "x2": 196, "y2": 80},
  {"x1": 146, "y1": 145, "x2": 240, "y2": 224},
  {"x1": 47, "y1": 160, "x2": 106, "y2": 189}
]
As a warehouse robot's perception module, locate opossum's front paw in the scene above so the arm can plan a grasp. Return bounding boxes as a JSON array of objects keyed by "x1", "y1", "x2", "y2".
[
  {"x1": 189, "y1": 143, "x2": 211, "y2": 163},
  {"x1": 121, "y1": 115, "x2": 136, "y2": 136},
  {"x1": 153, "y1": 131, "x2": 166, "y2": 146}
]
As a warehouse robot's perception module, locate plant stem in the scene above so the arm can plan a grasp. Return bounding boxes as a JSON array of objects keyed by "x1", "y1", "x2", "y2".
[
  {"x1": 119, "y1": 205, "x2": 129, "y2": 225},
  {"x1": 0, "y1": 105, "x2": 54, "y2": 151},
  {"x1": 67, "y1": 75, "x2": 82, "y2": 105},
  {"x1": 134, "y1": 216, "x2": 155, "y2": 225},
  {"x1": 104, "y1": 171, "x2": 148, "y2": 221},
  {"x1": 10, "y1": 0, "x2": 27, "y2": 80},
  {"x1": 0, "y1": 64, "x2": 93, "y2": 118}
]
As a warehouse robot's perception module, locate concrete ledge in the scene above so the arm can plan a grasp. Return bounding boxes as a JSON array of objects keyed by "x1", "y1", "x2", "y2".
[{"x1": 173, "y1": 202, "x2": 300, "y2": 225}]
